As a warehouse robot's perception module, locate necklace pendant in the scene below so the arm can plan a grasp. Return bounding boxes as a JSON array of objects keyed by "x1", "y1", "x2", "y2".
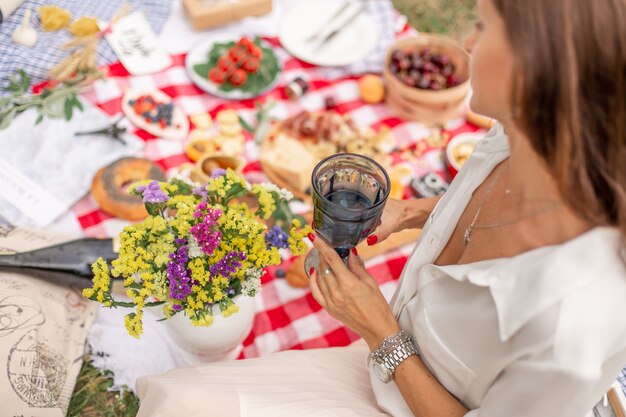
[{"x1": 463, "y1": 225, "x2": 472, "y2": 246}]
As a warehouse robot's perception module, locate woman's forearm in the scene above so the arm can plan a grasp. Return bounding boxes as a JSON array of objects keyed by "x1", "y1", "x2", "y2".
[
  {"x1": 399, "y1": 196, "x2": 442, "y2": 231},
  {"x1": 393, "y1": 356, "x2": 469, "y2": 417},
  {"x1": 362, "y1": 319, "x2": 468, "y2": 417}
]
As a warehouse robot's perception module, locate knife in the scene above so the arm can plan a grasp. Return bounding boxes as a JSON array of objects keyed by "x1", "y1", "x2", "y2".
[
  {"x1": 305, "y1": 1, "x2": 351, "y2": 43},
  {"x1": 0, "y1": 238, "x2": 118, "y2": 279},
  {"x1": 315, "y1": 4, "x2": 368, "y2": 51}
]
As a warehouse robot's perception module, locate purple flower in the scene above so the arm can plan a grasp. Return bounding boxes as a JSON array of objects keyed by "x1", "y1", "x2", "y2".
[
  {"x1": 192, "y1": 185, "x2": 208, "y2": 199},
  {"x1": 135, "y1": 180, "x2": 169, "y2": 204},
  {"x1": 211, "y1": 168, "x2": 227, "y2": 178},
  {"x1": 167, "y1": 245, "x2": 192, "y2": 300},
  {"x1": 265, "y1": 226, "x2": 289, "y2": 249},
  {"x1": 209, "y1": 251, "x2": 246, "y2": 278},
  {"x1": 190, "y1": 203, "x2": 223, "y2": 256},
  {"x1": 171, "y1": 304, "x2": 182, "y2": 311}
]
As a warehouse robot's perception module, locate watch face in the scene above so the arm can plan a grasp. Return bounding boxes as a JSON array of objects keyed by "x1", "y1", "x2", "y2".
[{"x1": 373, "y1": 361, "x2": 392, "y2": 383}]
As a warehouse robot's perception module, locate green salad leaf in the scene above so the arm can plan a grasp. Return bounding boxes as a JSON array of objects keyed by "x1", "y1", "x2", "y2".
[{"x1": 193, "y1": 37, "x2": 280, "y2": 95}]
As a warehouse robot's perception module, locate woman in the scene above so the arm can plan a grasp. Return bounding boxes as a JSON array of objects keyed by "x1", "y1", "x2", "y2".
[{"x1": 137, "y1": 0, "x2": 626, "y2": 415}]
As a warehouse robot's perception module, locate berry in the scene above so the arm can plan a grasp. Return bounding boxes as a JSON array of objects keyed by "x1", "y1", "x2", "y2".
[
  {"x1": 391, "y1": 49, "x2": 404, "y2": 63},
  {"x1": 325, "y1": 96, "x2": 337, "y2": 110}
]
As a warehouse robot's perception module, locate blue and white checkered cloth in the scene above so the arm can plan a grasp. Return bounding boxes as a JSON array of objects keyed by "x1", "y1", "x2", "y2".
[
  {"x1": 618, "y1": 366, "x2": 626, "y2": 397},
  {"x1": 0, "y1": 0, "x2": 171, "y2": 94}
]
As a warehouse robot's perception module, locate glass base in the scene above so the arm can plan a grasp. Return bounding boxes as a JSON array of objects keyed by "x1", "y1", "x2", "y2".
[
  {"x1": 303, "y1": 248, "x2": 349, "y2": 278},
  {"x1": 304, "y1": 248, "x2": 319, "y2": 279}
]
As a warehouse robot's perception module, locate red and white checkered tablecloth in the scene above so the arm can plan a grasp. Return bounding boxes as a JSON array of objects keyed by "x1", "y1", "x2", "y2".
[{"x1": 66, "y1": 30, "x2": 485, "y2": 358}]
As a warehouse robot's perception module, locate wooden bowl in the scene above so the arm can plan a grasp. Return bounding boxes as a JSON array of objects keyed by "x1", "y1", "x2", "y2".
[
  {"x1": 383, "y1": 34, "x2": 471, "y2": 123},
  {"x1": 195, "y1": 154, "x2": 245, "y2": 182}
]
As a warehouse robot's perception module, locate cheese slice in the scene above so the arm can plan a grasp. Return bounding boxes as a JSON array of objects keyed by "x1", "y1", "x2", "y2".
[{"x1": 261, "y1": 133, "x2": 318, "y2": 192}]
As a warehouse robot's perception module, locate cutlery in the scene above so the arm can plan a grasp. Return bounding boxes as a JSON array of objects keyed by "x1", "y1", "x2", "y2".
[
  {"x1": 0, "y1": 238, "x2": 118, "y2": 279},
  {"x1": 315, "y1": 4, "x2": 368, "y2": 51},
  {"x1": 305, "y1": 1, "x2": 351, "y2": 43}
]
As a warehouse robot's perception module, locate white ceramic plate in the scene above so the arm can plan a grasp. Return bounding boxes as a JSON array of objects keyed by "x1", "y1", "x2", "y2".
[
  {"x1": 185, "y1": 35, "x2": 281, "y2": 100},
  {"x1": 279, "y1": 0, "x2": 379, "y2": 67},
  {"x1": 121, "y1": 89, "x2": 189, "y2": 141}
]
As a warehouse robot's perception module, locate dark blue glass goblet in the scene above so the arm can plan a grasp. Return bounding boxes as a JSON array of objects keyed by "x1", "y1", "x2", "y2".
[{"x1": 304, "y1": 153, "x2": 390, "y2": 278}]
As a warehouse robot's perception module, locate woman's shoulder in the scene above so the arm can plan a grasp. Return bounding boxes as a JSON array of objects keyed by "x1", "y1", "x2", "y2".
[
  {"x1": 460, "y1": 227, "x2": 626, "y2": 343},
  {"x1": 518, "y1": 227, "x2": 626, "y2": 363}
]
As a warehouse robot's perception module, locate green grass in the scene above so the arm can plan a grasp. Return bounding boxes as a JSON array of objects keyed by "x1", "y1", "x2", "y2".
[
  {"x1": 66, "y1": 3, "x2": 477, "y2": 416},
  {"x1": 67, "y1": 357, "x2": 139, "y2": 417},
  {"x1": 392, "y1": 0, "x2": 477, "y2": 41}
]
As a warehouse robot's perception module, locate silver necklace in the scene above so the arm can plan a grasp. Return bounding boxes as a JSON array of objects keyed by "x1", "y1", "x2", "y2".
[{"x1": 463, "y1": 162, "x2": 562, "y2": 246}]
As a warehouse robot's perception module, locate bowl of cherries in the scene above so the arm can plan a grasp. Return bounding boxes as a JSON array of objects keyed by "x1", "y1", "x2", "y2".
[{"x1": 383, "y1": 34, "x2": 471, "y2": 122}]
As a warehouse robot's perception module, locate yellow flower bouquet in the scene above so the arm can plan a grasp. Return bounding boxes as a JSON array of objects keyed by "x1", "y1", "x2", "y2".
[{"x1": 83, "y1": 169, "x2": 311, "y2": 337}]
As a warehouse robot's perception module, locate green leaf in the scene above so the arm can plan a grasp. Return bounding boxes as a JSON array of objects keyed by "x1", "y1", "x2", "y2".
[
  {"x1": 71, "y1": 95, "x2": 84, "y2": 111},
  {"x1": 145, "y1": 202, "x2": 162, "y2": 217},
  {"x1": 35, "y1": 114, "x2": 44, "y2": 125},
  {"x1": 169, "y1": 178, "x2": 194, "y2": 195},
  {"x1": 5, "y1": 83, "x2": 20, "y2": 93},
  {"x1": 64, "y1": 98, "x2": 74, "y2": 121},
  {"x1": 238, "y1": 115, "x2": 254, "y2": 133},
  {"x1": 18, "y1": 69, "x2": 30, "y2": 92},
  {"x1": 0, "y1": 109, "x2": 16, "y2": 130},
  {"x1": 39, "y1": 88, "x2": 53, "y2": 99}
]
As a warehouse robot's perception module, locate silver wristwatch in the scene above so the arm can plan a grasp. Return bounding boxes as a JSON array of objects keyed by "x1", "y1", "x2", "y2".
[{"x1": 370, "y1": 330, "x2": 418, "y2": 383}]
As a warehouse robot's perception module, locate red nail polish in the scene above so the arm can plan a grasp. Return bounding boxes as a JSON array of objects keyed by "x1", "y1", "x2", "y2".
[
  {"x1": 351, "y1": 247, "x2": 359, "y2": 256},
  {"x1": 367, "y1": 235, "x2": 378, "y2": 246},
  {"x1": 307, "y1": 232, "x2": 316, "y2": 242},
  {"x1": 309, "y1": 267, "x2": 315, "y2": 276}
]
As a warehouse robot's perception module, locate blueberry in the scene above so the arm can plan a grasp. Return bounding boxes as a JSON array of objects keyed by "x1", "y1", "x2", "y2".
[{"x1": 275, "y1": 268, "x2": 286, "y2": 278}]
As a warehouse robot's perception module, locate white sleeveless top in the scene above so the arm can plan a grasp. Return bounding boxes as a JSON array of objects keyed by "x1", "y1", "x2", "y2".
[{"x1": 370, "y1": 124, "x2": 626, "y2": 417}]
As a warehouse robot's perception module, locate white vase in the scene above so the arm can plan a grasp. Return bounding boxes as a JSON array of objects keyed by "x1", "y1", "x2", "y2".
[{"x1": 163, "y1": 294, "x2": 256, "y2": 365}]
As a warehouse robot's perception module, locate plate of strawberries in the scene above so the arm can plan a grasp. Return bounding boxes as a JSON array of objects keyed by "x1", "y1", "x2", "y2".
[{"x1": 186, "y1": 35, "x2": 281, "y2": 100}]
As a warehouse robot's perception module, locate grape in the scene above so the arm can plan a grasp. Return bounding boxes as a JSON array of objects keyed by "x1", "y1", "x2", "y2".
[
  {"x1": 430, "y1": 80, "x2": 443, "y2": 90},
  {"x1": 388, "y1": 47, "x2": 465, "y2": 91},
  {"x1": 401, "y1": 73, "x2": 416, "y2": 87},
  {"x1": 408, "y1": 69, "x2": 422, "y2": 83},
  {"x1": 398, "y1": 58, "x2": 411, "y2": 71},
  {"x1": 423, "y1": 62, "x2": 437, "y2": 73},
  {"x1": 391, "y1": 50, "x2": 404, "y2": 62},
  {"x1": 418, "y1": 78, "x2": 431, "y2": 89}
]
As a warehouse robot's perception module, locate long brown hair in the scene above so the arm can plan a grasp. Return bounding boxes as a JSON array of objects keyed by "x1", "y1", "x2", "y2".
[{"x1": 492, "y1": 0, "x2": 626, "y2": 254}]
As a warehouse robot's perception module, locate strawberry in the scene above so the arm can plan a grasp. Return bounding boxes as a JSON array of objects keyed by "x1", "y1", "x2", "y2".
[{"x1": 133, "y1": 100, "x2": 153, "y2": 115}]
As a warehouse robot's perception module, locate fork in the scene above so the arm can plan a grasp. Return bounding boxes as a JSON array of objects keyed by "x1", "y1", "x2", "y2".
[{"x1": 305, "y1": 1, "x2": 351, "y2": 43}]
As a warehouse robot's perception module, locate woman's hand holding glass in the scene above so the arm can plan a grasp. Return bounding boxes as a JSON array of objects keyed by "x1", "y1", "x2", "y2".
[{"x1": 308, "y1": 234, "x2": 400, "y2": 350}]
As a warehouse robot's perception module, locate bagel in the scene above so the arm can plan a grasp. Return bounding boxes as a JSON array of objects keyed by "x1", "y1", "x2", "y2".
[{"x1": 91, "y1": 157, "x2": 166, "y2": 220}]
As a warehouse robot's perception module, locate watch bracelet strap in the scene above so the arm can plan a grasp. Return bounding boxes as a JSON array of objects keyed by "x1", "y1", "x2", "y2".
[
  {"x1": 372, "y1": 331, "x2": 418, "y2": 375},
  {"x1": 380, "y1": 339, "x2": 418, "y2": 369}
]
